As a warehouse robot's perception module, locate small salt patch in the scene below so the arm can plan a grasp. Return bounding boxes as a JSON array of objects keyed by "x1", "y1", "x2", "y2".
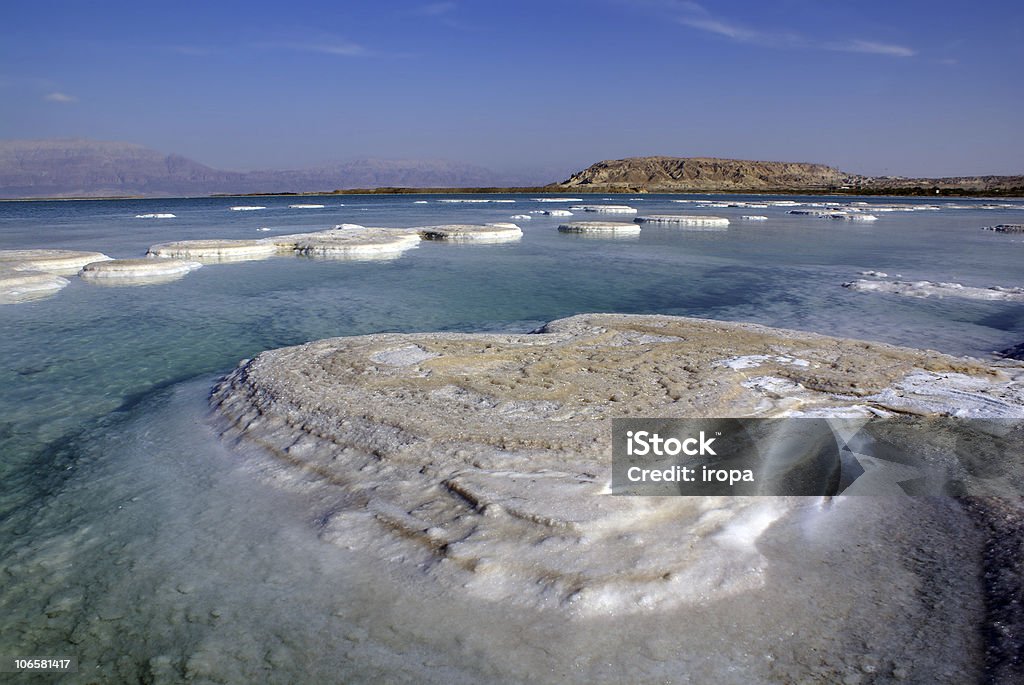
[{"x1": 369, "y1": 345, "x2": 439, "y2": 367}]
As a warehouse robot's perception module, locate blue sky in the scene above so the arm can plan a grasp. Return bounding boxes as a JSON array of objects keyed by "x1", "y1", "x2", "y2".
[{"x1": 2, "y1": 0, "x2": 1021, "y2": 178}]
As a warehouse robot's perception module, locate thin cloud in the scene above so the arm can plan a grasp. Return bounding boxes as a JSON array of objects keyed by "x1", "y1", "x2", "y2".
[
  {"x1": 677, "y1": 15, "x2": 757, "y2": 41},
  {"x1": 829, "y1": 40, "x2": 915, "y2": 58},
  {"x1": 258, "y1": 39, "x2": 367, "y2": 57},
  {"x1": 651, "y1": 1, "x2": 915, "y2": 58},
  {"x1": 416, "y1": 1, "x2": 456, "y2": 15},
  {"x1": 44, "y1": 92, "x2": 77, "y2": 103}
]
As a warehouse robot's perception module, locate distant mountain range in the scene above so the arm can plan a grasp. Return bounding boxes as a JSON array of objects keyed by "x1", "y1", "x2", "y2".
[
  {"x1": 0, "y1": 139, "x2": 540, "y2": 198},
  {"x1": 1, "y1": 140, "x2": 1021, "y2": 199}
]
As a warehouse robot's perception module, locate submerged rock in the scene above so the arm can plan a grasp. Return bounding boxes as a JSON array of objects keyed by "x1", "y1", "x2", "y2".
[
  {"x1": 416, "y1": 223, "x2": 523, "y2": 243},
  {"x1": 982, "y1": 224, "x2": 1024, "y2": 234},
  {"x1": 79, "y1": 258, "x2": 202, "y2": 285},
  {"x1": 211, "y1": 313, "x2": 1022, "y2": 616}
]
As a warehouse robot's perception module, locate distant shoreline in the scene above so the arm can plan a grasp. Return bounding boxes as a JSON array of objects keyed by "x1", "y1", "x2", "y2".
[{"x1": 3, "y1": 185, "x2": 1024, "y2": 203}]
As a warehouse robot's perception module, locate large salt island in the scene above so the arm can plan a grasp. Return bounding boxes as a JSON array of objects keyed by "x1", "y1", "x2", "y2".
[{"x1": 211, "y1": 313, "x2": 1024, "y2": 683}]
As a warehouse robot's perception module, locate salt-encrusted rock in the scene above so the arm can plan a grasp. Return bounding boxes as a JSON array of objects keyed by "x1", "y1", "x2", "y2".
[
  {"x1": 844, "y1": 279, "x2": 1024, "y2": 302},
  {"x1": 79, "y1": 258, "x2": 202, "y2": 285},
  {"x1": 135, "y1": 213, "x2": 176, "y2": 219},
  {"x1": 416, "y1": 223, "x2": 523, "y2": 243},
  {"x1": 557, "y1": 221, "x2": 641, "y2": 235},
  {"x1": 788, "y1": 209, "x2": 834, "y2": 216},
  {"x1": 568, "y1": 205, "x2": 638, "y2": 214},
  {"x1": 542, "y1": 209, "x2": 573, "y2": 217},
  {"x1": 211, "y1": 313, "x2": 1022, "y2": 616},
  {"x1": 229, "y1": 206, "x2": 266, "y2": 211},
  {"x1": 824, "y1": 212, "x2": 878, "y2": 222},
  {"x1": 147, "y1": 239, "x2": 279, "y2": 263},
  {"x1": 509, "y1": 214, "x2": 532, "y2": 220},
  {"x1": 982, "y1": 224, "x2": 1024, "y2": 234},
  {"x1": 634, "y1": 215, "x2": 729, "y2": 228},
  {"x1": 742, "y1": 215, "x2": 768, "y2": 221},
  {"x1": 274, "y1": 227, "x2": 422, "y2": 259},
  {"x1": 288, "y1": 204, "x2": 325, "y2": 209},
  {"x1": 0, "y1": 249, "x2": 112, "y2": 276},
  {"x1": 0, "y1": 268, "x2": 70, "y2": 304},
  {"x1": 532, "y1": 197, "x2": 582, "y2": 202}
]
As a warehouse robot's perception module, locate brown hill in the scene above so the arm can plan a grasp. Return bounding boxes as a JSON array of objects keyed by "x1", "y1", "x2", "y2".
[{"x1": 560, "y1": 156, "x2": 856, "y2": 192}]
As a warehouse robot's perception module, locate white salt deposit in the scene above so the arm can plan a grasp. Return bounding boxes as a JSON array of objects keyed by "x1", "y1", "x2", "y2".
[
  {"x1": 437, "y1": 199, "x2": 515, "y2": 204},
  {"x1": 289, "y1": 204, "x2": 325, "y2": 209},
  {"x1": 147, "y1": 239, "x2": 280, "y2": 263},
  {"x1": 416, "y1": 223, "x2": 523, "y2": 243},
  {"x1": 277, "y1": 227, "x2": 422, "y2": 259},
  {"x1": 229, "y1": 206, "x2": 267, "y2": 211},
  {"x1": 742, "y1": 215, "x2": 768, "y2": 221},
  {"x1": 79, "y1": 258, "x2": 202, "y2": 285},
  {"x1": 844, "y1": 279, "x2": 1024, "y2": 301},
  {"x1": 532, "y1": 198, "x2": 582, "y2": 202},
  {"x1": 568, "y1": 205, "x2": 638, "y2": 214},
  {"x1": 634, "y1": 215, "x2": 729, "y2": 228},
  {"x1": 0, "y1": 249, "x2": 113, "y2": 276},
  {"x1": 0, "y1": 269, "x2": 70, "y2": 304},
  {"x1": 557, "y1": 221, "x2": 642, "y2": 235},
  {"x1": 543, "y1": 209, "x2": 573, "y2": 217},
  {"x1": 135, "y1": 213, "x2": 176, "y2": 219}
]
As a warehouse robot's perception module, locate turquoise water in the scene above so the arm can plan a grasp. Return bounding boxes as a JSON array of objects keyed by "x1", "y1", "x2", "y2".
[{"x1": 1, "y1": 194, "x2": 1021, "y2": 681}]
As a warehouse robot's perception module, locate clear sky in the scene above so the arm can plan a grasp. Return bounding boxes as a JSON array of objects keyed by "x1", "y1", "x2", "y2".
[{"x1": 2, "y1": 0, "x2": 1021, "y2": 178}]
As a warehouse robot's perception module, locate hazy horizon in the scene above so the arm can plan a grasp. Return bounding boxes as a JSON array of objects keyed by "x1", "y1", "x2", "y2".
[{"x1": 2, "y1": 0, "x2": 1022, "y2": 177}]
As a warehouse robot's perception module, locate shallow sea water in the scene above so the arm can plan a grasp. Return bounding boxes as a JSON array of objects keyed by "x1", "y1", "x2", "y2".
[{"x1": 1, "y1": 194, "x2": 1022, "y2": 682}]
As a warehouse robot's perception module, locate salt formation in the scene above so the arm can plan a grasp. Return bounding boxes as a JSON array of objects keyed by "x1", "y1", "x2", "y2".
[
  {"x1": 634, "y1": 215, "x2": 729, "y2": 227},
  {"x1": 557, "y1": 221, "x2": 642, "y2": 235},
  {"x1": 416, "y1": 223, "x2": 523, "y2": 243},
  {"x1": 437, "y1": 199, "x2": 516, "y2": 204},
  {"x1": 79, "y1": 258, "x2": 202, "y2": 285},
  {"x1": 825, "y1": 212, "x2": 878, "y2": 222},
  {"x1": 135, "y1": 213, "x2": 176, "y2": 219},
  {"x1": 272, "y1": 227, "x2": 422, "y2": 259},
  {"x1": 741, "y1": 215, "x2": 768, "y2": 221},
  {"x1": 542, "y1": 209, "x2": 573, "y2": 217},
  {"x1": 0, "y1": 269, "x2": 70, "y2": 304},
  {"x1": 568, "y1": 205, "x2": 638, "y2": 214},
  {"x1": 229, "y1": 206, "x2": 267, "y2": 211},
  {"x1": 147, "y1": 239, "x2": 280, "y2": 263},
  {"x1": 510, "y1": 214, "x2": 532, "y2": 220},
  {"x1": 533, "y1": 198, "x2": 582, "y2": 202},
  {"x1": 212, "y1": 313, "x2": 1021, "y2": 616},
  {"x1": 983, "y1": 224, "x2": 1024, "y2": 234},
  {"x1": 0, "y1": 249, "x2": 112, "y2": 275},
  {"x1": 844, "y1": 279, "x2": 1024, "y2": 302},
  {"x1": 288, "y1": 204, "x2": 325, "y2": 209}
]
